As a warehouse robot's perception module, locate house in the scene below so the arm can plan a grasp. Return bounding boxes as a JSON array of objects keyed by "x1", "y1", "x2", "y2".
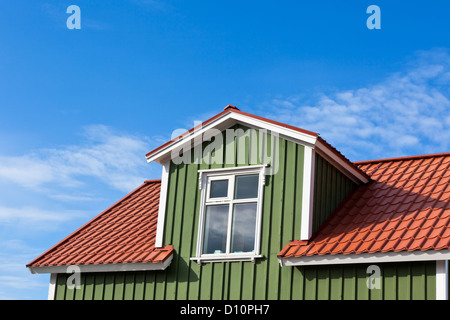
[{"x1": 26, "y1": 105, "x2": 450, "y2": 300}]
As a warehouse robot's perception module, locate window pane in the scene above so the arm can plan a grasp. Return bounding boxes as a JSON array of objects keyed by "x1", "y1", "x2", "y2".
[
  {"x1": 202, "y1": 204, "x2": 229, "y2": 254},
  {"x1": 231, "y1": 203, "x2": 257, "y2": 253},
  {"x1": 234, "y1": 174, "x2": 259, "y2": 199},
  {"x1": 209, "y1": 179, "x2": 228, "y2": 198}
]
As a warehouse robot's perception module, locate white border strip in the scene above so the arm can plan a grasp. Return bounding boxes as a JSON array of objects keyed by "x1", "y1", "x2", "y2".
[
  {"x1": 198, "y1": 164, "x2": 267, "y2": 174},
  {"x1": 155, "y1": 160, "x2": 170, "y2": 248},
  {"x1": 300, "y1": 146, "x2": 315, "y2": 240},
  {"x1": 190, "y1": 254, "x2": 264, "y2": 264},
  {"x1": 147, "y1": 112, "x2": 318, "y2": 163},
  {"x1": 315, "y1": 139, "x2": 369, "y2": 184},
  {"x1": 436, "y1": 260, "x2": 449, "y2": 300},
  {"x1": 229, "y1": 113, "x2": 317, "y2": 146},
  {"x1": 29, "y1": 255, "x2": 173, "y2": 274},
  {"x1": 48, "y1": 273, "x2": 57, "y2": 300},
  {"x1": 280, "y1": 250, "x2": 450, "y2": 267}
]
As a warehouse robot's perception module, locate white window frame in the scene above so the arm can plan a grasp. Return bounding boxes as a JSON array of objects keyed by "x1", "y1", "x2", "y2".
[{"x1": 191, "y1": 165, "x2": 267, "y2": 264}]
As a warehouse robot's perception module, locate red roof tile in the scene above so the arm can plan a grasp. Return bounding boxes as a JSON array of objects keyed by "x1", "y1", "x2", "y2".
[
  {"x1": 279, "y1": 152, "x2": 450, "y2": 259},
  {"x1": 27, "y1": 180, "x2": 173, "y2": 268}
]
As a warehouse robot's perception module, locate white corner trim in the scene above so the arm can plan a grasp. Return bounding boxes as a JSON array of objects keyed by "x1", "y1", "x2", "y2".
[
  {"x1": 279, "y1": 249, "x2": 450, "y2": 267},
  {"x1": 155, "y1": 160, "x2": 170, "y2": 248},
  {"x1": 28, "y1": 256, "x2": 173, "y2": 274},
  {"x1": 436, "y1": 260, "x2": 448, "y2": 300},
  {"x1": 48, "y1": 273, "x2": 57, "y2": 300},
  {"x1": 300, "y1": 146, "x2": 315, "y2": 240}
]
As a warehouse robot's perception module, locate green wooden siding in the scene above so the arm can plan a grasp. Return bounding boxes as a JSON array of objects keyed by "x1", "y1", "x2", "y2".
[
  {"x1": 50, "y1": 125, "x2": 441, "y2": 300},
  {"x1": 312, "y1": 153, "x2": 357, "y2": 234},
  {"x1": 54, "y1": 261, "x2": 437, "y2": 300},
  {"x1": 160, "y1": 124, "x2": 306, "y2": 300}
]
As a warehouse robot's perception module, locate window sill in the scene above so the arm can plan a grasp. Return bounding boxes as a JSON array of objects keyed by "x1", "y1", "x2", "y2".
[{"x1": 190, "y1": 254, "x2": 264, "y2": 265}]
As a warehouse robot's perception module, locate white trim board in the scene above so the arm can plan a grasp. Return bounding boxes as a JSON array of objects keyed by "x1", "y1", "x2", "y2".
[
  {"x1": 48, "y1": 273, "x2": 57, "y2": 300},
  {"x1": 300, "y1": 146, "x2": 315, "y2": 240},
  {"x1": 314, "y1": 140, "x2": 369, "y2": 185},
  {"x1": 190, "y1": 254, "x2": 264, "y2": 265},
  {"x1": 436, "y1": 260, "x2": 449, "y2": 300},
  {"x1": 28, "y1": 256, "x2": 173, "y2": 274},
  {"x1": 279, "y1": 249, "x2": 450, "y2": 267},
  {"x1": 155, "y1": 160, "x2": 170, "y2": 248},
  {"x1": 146, "y1": 112, "x2": 318, "y2": 165}
]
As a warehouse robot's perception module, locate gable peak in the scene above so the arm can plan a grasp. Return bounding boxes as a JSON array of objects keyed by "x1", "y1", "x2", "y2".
[{"x1": 224, "y1": 104, "x2": 240, "y2": 111}]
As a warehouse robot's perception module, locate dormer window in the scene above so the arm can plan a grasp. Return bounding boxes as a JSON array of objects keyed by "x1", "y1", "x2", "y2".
[{"x1": 192, "y1": 165, "x2": 266, "y2": 264}]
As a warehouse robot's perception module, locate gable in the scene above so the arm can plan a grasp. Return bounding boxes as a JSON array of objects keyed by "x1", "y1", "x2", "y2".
[{"x1": 145, "y1": 105, "x2": 369, "y2": 185}]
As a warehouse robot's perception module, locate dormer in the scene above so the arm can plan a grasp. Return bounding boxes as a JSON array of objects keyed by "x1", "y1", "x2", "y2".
[{"x1": 146, "y1": 106, "x2": 369, "y2": 264}]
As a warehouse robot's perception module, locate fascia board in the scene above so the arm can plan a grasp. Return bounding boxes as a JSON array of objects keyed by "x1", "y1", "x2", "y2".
[
  {"x1": 315, "y1": 139, "x2": 370, "y2": 184},
  {"x1": 146, "y1": 113, "x2": 237, "y2": 164},
  {"x1": 228, "y1": 113, "x2": 318, "y2": 146},
  {"x1": 28, "y1": 255, "x2": 173, "y2": 274},
  {"x1": 279, "y1": 249, "x2": 450, "y2": 267},
  {"x1": 146, "y1": 112, "x2": 318, "y2": 165}
]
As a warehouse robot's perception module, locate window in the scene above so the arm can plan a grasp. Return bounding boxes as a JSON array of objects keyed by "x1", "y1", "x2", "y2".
[{"x1": 192, "y1": 165, "x2": 266, "y2": 264}]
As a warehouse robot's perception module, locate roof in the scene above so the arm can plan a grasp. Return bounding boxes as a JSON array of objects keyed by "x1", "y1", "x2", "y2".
[
  {"x1": 278, "y1": 152, "x2": 450, "y2": 259},
  {"x1": 27, "y1": 180, "x2": 174, "y2": 270},
  {"x1": 145, "y1": 105, "x2": 318, "y2": 159},
  {"x1": 145, "y1": 105, "x2": 369, "y2": 183}
]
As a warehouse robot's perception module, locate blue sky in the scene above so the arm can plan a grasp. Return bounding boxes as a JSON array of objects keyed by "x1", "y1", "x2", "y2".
[{"x1": 0, "y1": 1, "x2": 449, "y2": 299}]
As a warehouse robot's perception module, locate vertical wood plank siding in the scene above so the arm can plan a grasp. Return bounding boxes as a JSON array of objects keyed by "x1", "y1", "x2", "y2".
[
  {"x1": 312, "y1": 153, "x2": 357, "y2": 234},
  {"x1": 51, "y1": 125, "x2": 439, "y2": 300},
  {"x1": 159, "y1": 124, "x2": 307, "y2": 300},
  {"x1": 54, "y1": 261, "x2": 437, "y2": 300}
]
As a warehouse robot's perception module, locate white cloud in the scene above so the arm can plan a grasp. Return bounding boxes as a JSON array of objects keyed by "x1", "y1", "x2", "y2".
[
  {"x1": 0, "y1": 241, "x2": 50, "y2": 299},
  {"x1": 0, "y1": 125, "x2": 151, "y2": 193},
  {"x1": 0, "y1": 206, "x2": 86, "y2": 224},
  {"x1": 261, "y1": 48, "x2": 450, "y2": 161},
  {"x1": 0, "y1": 275, "x2": 47, "y2": 290}
]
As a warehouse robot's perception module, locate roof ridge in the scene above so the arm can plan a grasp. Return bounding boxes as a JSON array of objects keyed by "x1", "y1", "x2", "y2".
[
  {"x1": 354, "y1": 152, "x2": 450, "y2": 165},
  {"x1": 145, "y1": 105, "x2": 319, "y2": 159},
  {"x1": 144, "y1": 179, "x2": 162, "y2": 184}
]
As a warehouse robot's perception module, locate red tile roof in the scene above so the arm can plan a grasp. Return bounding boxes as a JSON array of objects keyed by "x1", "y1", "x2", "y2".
[
  {"x1": 27, "y1": 180, "x2": 173, "y2": 268},
  {"x1": 279, "y1": 152, "x2": 450, "y2": 259}
]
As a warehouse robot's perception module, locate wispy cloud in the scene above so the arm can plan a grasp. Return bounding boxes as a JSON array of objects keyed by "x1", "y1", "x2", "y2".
[
  {"x1": 0, "y1": 125, "x2": 151, "y2": 193},
  {"x1": 0, "y1": 206, "x2": 87, "y2": 226},
  {"x1": 0, "y1": 240, "x2": 50, "y2": 299},
  {"x1": 261, "y1": 48, "x2": 450, "y2": 161},
  {"x1": 0, "y1": 125, "x2": 158, "y2": 298}
]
